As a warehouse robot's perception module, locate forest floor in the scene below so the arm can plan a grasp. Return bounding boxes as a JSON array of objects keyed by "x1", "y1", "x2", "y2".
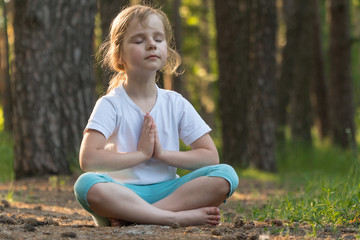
[{"x1": 0, "y1": 175, "x2": 359, "y2": 240}]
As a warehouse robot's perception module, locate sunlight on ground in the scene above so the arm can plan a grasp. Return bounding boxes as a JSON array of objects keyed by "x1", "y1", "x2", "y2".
[{"x1": 0, "y1": 176, "x2": 93, "y2": 226}]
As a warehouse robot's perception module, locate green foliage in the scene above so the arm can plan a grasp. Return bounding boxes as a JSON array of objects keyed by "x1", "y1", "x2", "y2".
[
  {"x1": 0, "y1": 108, "x2": 13, "y2": 183},
  {"x1": 0, "y1": 131, "x2": 14, "y2": 182},
  {"x1": 247, "y1": 141, "x2": 360, "y2": 227}
]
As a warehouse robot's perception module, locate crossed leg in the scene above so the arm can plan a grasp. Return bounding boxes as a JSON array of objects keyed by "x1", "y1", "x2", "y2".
[{"x1": 87, "y1": 176, "x2": 230, "y2": 227}]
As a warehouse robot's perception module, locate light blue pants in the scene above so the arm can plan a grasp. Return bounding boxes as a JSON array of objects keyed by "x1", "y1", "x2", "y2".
[{"x1": 74, "y1": 164, "x2": 239, "y2": 226}]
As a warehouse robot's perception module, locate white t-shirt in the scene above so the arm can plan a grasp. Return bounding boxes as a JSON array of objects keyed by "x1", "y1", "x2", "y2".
[{"x1": 85, "y1": 84, "x2": 211, "y2": 185}]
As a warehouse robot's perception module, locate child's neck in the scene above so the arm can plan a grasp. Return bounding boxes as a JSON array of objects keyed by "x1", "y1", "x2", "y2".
[
  {"x1": 124, "y1": 72, "x2": 157, "y2": 98},
  {"x1": 123, "y1": 72, "x2": 158, "y2": 113}
]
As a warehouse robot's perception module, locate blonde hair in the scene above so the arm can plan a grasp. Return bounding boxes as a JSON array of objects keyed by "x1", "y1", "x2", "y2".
[{"x1": 99, "y1": 5, "x2": 181, "y2": 94}]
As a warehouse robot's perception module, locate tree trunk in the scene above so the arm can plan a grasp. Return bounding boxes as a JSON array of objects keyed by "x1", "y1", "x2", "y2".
[
  {"x1": 276, "y1": 0, "x2": 296, "y2": 141},
  {"x1": 99, "y1": 0, "x2": 129, "y2": 90},
  {"x1": 311, "y1": 0, "x2": 329, "y2": 139},
  {"x1": 289, "y1": 0, "x2": 314, "y2": 143},
  {"x1": 0, "y1": 0, "x2": 12, "y2": 131},
  {"x1": 172, "y1": 0, "x2": 188, "y2": 99},
  {"x1": 328, "y1": 0, "x2": 356, "y2": 149},
  {"x1": 247, "y1": 0, "x2": 277, "y2": 171},
  {"x1": 215, "y1": 0, "x2": 251, "y2": 166},
  {"x1": 198, "y1": 0, "x2": 215, "y2": 129},
  {"x1": 12, "y1": 0, "x2": 97, "y2": 178}
]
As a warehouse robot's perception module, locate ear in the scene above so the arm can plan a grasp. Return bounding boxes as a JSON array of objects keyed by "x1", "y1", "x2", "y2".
[{"x1": 118, "y1": 57, "x2": 127, "y2": 70}]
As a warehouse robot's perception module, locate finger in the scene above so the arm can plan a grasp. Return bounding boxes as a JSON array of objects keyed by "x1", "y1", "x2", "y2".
[
  {"x1": 149, "y1": 123, "x2": 156, "y2": 141},
  {"x1": 140, "y1": 116, "x2": 149, "y2": 136},
  {"x1": 154, "y1": 124, "x2": 160, "y2": 143},
  {"x1": 145, "y1": 117, "x2": 153, "y2": 135}
]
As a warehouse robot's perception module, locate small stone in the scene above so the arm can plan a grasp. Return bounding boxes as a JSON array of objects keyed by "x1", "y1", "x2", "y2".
[
  {"x1": 271, "y1": 219, "x2": 283, "y2": 226},
  {"x1": 243, "y1": 221, "x2": 255, "y2": 230},
  {"x1": 211, "y1": 228, "x2": 222, "y2": 236},
  {"x1": 235, "y1": 232, "x2": 247, "y2": 240},
  {"x1": 23, "y1": 217, "x2": 39, "y2": 226},
  {"x1": 232, "y1": 216, "x2": 245, "y2": 228},
  {"x1": 186, "y1": 227, "x2": 200, "y2": 233},
  {"x1": 0, "y1": 214, "x2": 17, "y2": 224},
  {"x1": 34, "y1": 205, "x2": 42, "y2": 210},
  {"x1": 61, "y1": 232, "x2": 77, "y2": 238},
  {"x1": 1, "y1": 200, "x2": 10, "y2": 208},
  {"x1": 170, "y1": 222, "x2": 180, "y2": 229},
  {"x1": 45, "y1": 218, "x2": 60, "y2": 226}
]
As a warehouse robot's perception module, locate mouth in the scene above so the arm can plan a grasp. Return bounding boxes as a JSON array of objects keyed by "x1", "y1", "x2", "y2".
[{"x1": 145, "y1": 55, "x2": 159, "y2": 59}]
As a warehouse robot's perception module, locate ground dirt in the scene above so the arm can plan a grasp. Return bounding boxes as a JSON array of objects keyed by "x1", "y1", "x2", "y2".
[{"x1": 0, "y1": 176, "x2": 359, "y2": 239}]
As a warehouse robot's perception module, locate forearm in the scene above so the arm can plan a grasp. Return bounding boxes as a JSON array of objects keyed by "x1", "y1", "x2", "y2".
[
  {"x1": 157, "y1": 148, "x2": 219, "y2": 170},
  {"x1": 80, "y1": 125, "x2": 155, "y2": 172},
  {"x1": 80, "y1": 149, "x2": 148, "y2": 172}
]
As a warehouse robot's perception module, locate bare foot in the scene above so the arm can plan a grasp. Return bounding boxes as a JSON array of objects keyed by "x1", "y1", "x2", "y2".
[
  {"x1": 174, "y1": 207, "x2": 221, "y2": 226},
  {"x1": 109, "y1": 218, "x2": 131, "y2": 227}
]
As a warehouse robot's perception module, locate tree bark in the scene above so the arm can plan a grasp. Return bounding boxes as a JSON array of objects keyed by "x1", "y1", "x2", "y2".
[
  {"x1": 276, "y1": 0, "x2": 296, "y2": 141},
  {"x1": 98, "y1": 0, "x2": 129, "y2": 90},
  {"x1": 247, "y1": 0, "x2": 277, "y2": 171},
  {"x1": 215, "y1": 0, "x2": 251, "y2": 166},
  {"x1": 172, "y1": 0, "x2": 188, "y2": 99},
  {"x1": 12, "y1": 0, "x2": 97, "y2": 178},
  {"x1": 288, "y1": 0, "x2": 314, "y2": 143},
  {"x1": 311, "y1": 0, "x2": 329, "y2": 139},
  {"x1": 329, "y1": 0, "x2": 356, "y2": 149},
  {"x1": 0, "y1": 0, "x2": 12, "y2": 131},
  {"x1": 198, "y1": 0, "x2": 215, "y2": 129}
]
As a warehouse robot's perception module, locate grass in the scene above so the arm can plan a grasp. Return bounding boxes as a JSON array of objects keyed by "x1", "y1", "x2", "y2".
[
  {"x1": 247, "y1": 141, "x2": 360, "y2": 228},
  {"x1": 0, "y1": 107, "x2": 13, "y2": 182}
]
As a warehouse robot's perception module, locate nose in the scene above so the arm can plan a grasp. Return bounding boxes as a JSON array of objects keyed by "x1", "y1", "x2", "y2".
[{"x1": 147, "y1": 40, "x2": 157, "y2": 50}]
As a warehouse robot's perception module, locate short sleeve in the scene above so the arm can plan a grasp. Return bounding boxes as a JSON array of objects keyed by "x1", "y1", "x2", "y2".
[
  {"x1": 178, "y1": 97, "x2": 211, "y2": 146},
  {"x1": 85, "y1": 97, "x2": 117, "y2": 139}
]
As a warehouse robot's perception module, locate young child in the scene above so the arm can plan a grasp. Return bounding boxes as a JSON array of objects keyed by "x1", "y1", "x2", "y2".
[{"x1": 74, "y1": 4, "x2": 239, "y2": 227}]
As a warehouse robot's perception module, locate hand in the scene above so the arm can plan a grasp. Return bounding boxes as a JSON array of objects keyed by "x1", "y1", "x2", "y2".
[
  {"x1": 152, "y1": 122, "x2": 164, "y2": 160},
  {"x1": 137, "y1": 113, "x2": 155, "y2": 160}
]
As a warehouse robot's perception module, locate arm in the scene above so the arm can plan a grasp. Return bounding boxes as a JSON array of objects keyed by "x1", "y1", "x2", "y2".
[
  {"x1": 80, "y1": 114, "x2": 156, "y2": 172},
  {"x1": 153, "y1": 123, "x2": 219, "y2": 170}
]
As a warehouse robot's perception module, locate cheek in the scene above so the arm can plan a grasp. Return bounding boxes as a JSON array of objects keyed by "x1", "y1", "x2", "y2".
[
  {"x1": 125, "y1": 47, "x2": 143, "y2": 62},
  {"x1": 160, "y1": 44, "x2": 168, "y2": 58}
]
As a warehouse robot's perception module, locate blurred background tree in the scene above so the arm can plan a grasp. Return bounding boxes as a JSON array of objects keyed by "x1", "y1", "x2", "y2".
[
  {"x1": 329, "y1": 0, "x2": 356, "y2": 150},
  {"x1": 11, "y1": 0, "x2": 97, "y2": 178},
  {"x1": 0, "y1": 0, "x2": 359, "y2": 178}
]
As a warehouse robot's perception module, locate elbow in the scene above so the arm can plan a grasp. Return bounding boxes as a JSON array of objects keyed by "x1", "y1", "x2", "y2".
[
  {"x1": 210, "y1": 148, "x2": 220, "y2": 165},
  {"x1": 213, "y1": 153, "x2": 220, "y2": 165},
  {"x1": 79, "y1": 151, "x2": 93, "y2": 172},
  {"x1": 79, "y1": 161, "x2": 88, "y2": 172},
  {"x1": 79, "y1": 158, "x2": 88, "y2": 172}
]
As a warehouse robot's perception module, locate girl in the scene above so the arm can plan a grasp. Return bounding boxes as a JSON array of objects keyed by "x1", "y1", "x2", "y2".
[{"x1": 74, "y1": 4, "x2": 239, "y2": 227}]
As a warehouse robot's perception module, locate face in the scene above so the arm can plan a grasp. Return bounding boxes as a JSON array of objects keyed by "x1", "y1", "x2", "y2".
[{"x1": 121, "y1": 14, "x2": 168, "y2": 74}]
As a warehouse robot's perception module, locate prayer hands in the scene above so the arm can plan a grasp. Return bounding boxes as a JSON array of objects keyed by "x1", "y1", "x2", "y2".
[
  {"x1": 137, "y1": 113, "x2": 163, "y2": 160},
  {"x1": 137, "y1": 113, "x2": 156, "y2": 160},
  {"x1": 153, "y1": 121, "x2": 164, "y2": 160}
]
